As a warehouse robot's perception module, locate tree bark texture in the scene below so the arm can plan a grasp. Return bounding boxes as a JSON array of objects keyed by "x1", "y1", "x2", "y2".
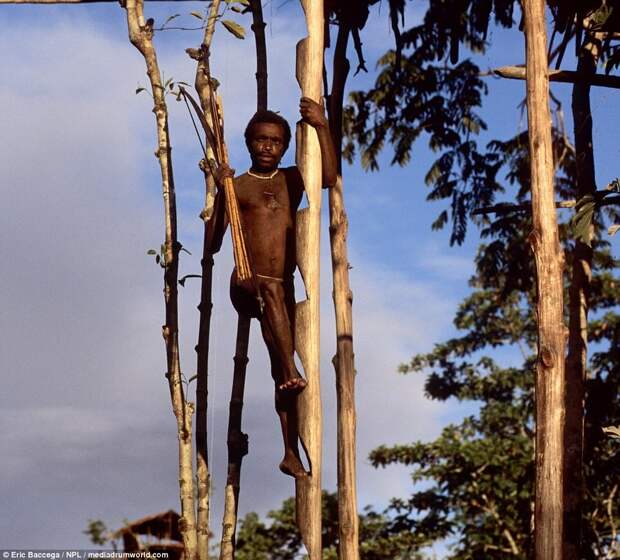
[
  {"x1": 219, "y1": 315, "x2": 251, "y2": 560},
  {"x1": 191, "y1": 5, "x2": 222, "y2": 557},
  {"x1": 124, "y1": 2, "x2": 197, "y2": 558},
  {"x1": 294, "y1": 1, "x2": 324, "y2": 558},
  {"x1": 564, "y1": 35, "x2": 599, "y2": 560},
  {"x1": 522, "y1": 2, "x2": 567, "y2": 559},
  {"x1": 249, "y1": 0, "x2": 268, "y2": 111},
  {"x1": 327, "y1": 23, "x2": 359, "y2": 560}
]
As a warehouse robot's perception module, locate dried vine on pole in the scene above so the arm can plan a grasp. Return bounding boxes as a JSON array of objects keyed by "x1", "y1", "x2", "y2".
[
  {"x1": 123, "y1": 1, "x2": 197, "y2": 557},
  {"x1": 325, "y1": 19, "x2": 359, "y2": 560},
  {"x1": 294, "y1": 1, "x2": 324, "y2": 557},
  {"x1": 522, "y1": 1, "x2": 567, "y2": 558}
]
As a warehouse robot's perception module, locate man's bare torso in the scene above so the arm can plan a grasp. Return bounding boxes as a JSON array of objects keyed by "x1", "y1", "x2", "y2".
[{"x1": 234, "y1": 166, "x2": 304, "y2": 279}]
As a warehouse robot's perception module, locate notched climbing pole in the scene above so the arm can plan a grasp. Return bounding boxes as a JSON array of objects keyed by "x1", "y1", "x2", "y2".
[{"x1": 294, "y1": 1, "x2": 324, "y2": 558}]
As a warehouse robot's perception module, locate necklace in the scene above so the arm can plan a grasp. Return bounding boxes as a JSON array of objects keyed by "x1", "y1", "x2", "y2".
[{"x1": 248, "y1": 168, "x2": 279, "y2": 180}]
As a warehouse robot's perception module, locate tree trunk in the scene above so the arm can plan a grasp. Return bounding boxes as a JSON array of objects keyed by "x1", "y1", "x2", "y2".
[
  {"x1": 219, "y1": 315, "x2": 251, "y2": 560},
  {"x1": 564, "y1": 34, "x2": 599, "y2": 560},
  {"x1": 123, "y1": 2, "x2": 197, "y2": 558},
  {"x1": 295, "y1": 1, "x2": 324, "y2": 558},
  {"x1": 192, "y1": 4, "x2": 222, "y2": 558},
  {"x1": 326, "y1": 23, "x2": 359, "y2": 560},
  {"x1": 522, "y1": 2, "x2": 567, "y2": 559}
]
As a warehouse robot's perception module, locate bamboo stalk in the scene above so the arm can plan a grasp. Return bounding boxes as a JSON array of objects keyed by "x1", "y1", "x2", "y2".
[
  {"x1": 492, "y1": 65, "x2": 620, "y2": 89},
  {"x1": 123, "y1": 2, "x2": 197, "y2": 558},
  {"x1": 326, "y1": 22, "x2": 359, "y2": 560},
  {"x1": 295, "y1": 1, "x2": 324, "y2": 558},
  {"x1": 219, "y1": 315, "x2": 251, "y2": 560},
  {"x1": 564, "y1": 35, "x2": 600, "y2": 560},
  {"x1": 522, "y1": 2, "x2": 567, "y2": 559}
]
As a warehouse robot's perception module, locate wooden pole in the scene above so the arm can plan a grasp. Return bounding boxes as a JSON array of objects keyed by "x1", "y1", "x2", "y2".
[
  {"x1": 192, "y1": 4, "x2": 222, "y2": 557},
  {"x1": 564, "y1": 34, "x2": 600, "y2": 560},
  {"x1": 492, "y1": 65, "x2": 620, "y2": 89},
  {"x1": 522, "y1": 2, "x2": 566, "y2": 559},
  {"x1": 123, "y1": 2, "x2": 197, "y2": 558},
  {"x1": 249, "y1": 0, "x2": 268, "y2": 111},
  {"x1": 295, "y1": 1, "x2": 324, "y2": 557},
  {"x1": 326, "y1": 22, "x2": 359, "y2": 560},
  {"x1": 219, "y1": 315, "x2": 251, "y2": 560}
]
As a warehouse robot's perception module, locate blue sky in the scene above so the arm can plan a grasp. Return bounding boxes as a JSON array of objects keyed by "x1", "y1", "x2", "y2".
[{"x1": 1, "y1": 2, "x2": 618, "y2": 556}]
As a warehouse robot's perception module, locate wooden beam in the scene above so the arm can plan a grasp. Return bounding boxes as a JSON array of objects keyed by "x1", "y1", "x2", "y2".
[
  {"x1": 523, "y1": 1, "x2": 567, "y2": 559},
  {"x1": 493, "y1": 65, "x2": 620, "y2": 89}
]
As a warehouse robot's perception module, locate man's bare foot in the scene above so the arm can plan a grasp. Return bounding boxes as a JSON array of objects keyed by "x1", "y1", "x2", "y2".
[
  {"x1": 278, "y1": 376, "x2": 307, "y2": 394},
  {"x1": 279, "y1": 452, "x2": 308, "y2": 478}
]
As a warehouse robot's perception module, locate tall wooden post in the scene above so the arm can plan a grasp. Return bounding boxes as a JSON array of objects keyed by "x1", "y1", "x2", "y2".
[
  {"x1": 523, "y1": 2, "x2": 567, "y2": 559},
  {"x1": 295, "y1": 1, "x2": 324, "y2": 557},
  {"x1": 327, "y1": 22, "x2": 359, "y2": 560}
]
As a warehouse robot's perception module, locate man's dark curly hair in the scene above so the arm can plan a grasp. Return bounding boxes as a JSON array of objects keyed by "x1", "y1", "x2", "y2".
[{"x1": 244, "y1": 110, "x2": 292, "y2": 153}]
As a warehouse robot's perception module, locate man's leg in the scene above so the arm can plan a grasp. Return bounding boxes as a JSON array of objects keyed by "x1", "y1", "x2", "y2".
[
  {"x1": 264, "y1": 331, "x2": 307, "y2": 478},
  {"x1": 259, "y1": 279, "x2": 306, "y2": 393}
]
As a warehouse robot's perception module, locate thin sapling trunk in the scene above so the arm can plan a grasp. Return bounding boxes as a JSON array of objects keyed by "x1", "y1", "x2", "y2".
[{"x1": 123, "y1": 1, "x2": 197, "y2": 557}]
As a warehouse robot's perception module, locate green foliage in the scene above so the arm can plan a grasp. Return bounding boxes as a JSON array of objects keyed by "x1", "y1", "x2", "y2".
[
  {"x1": 368, "y1": 133, "x2": 619, "y2": 557},
  {"x1": 343, "y1": 0, "x2": 620, "y2": 246},
  {"x1": 235, "y1": 492, "x2": 426, "y2": 559},
  {"x1": 147, "y1": 245, "x2": 166, "y2": 268},
  {"x1": 571, "y1": 179, "x2": 620, "y2": 245},
  {"x1": 343, "y1": 0, "x2": 522, "y2": 245},
  {"x1": 83, "y1": 519, "x2": 110, "y2": 546},
  {"x1": 373, "y1": 249, "x2": 620, "y2": 557}
]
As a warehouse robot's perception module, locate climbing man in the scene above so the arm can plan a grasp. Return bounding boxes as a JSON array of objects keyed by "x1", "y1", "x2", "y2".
[{"x1": 215, "y1": 97, "x2": 337, "y2": 478}]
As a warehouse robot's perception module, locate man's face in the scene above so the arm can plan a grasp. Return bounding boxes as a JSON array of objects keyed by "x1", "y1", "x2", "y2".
[{"x1": 247, "y1": 122, "x2": 286, "y2": 172}]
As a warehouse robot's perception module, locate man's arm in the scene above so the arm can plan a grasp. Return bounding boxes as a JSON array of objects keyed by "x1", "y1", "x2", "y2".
[{"x1": 299, "y1": 97, "x2": 338, "y2": 189}]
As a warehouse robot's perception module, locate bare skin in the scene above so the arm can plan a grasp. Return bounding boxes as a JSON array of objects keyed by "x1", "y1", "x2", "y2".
[{"x1": 216, "y1": 98, "x2": 337, "y2": 478}]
